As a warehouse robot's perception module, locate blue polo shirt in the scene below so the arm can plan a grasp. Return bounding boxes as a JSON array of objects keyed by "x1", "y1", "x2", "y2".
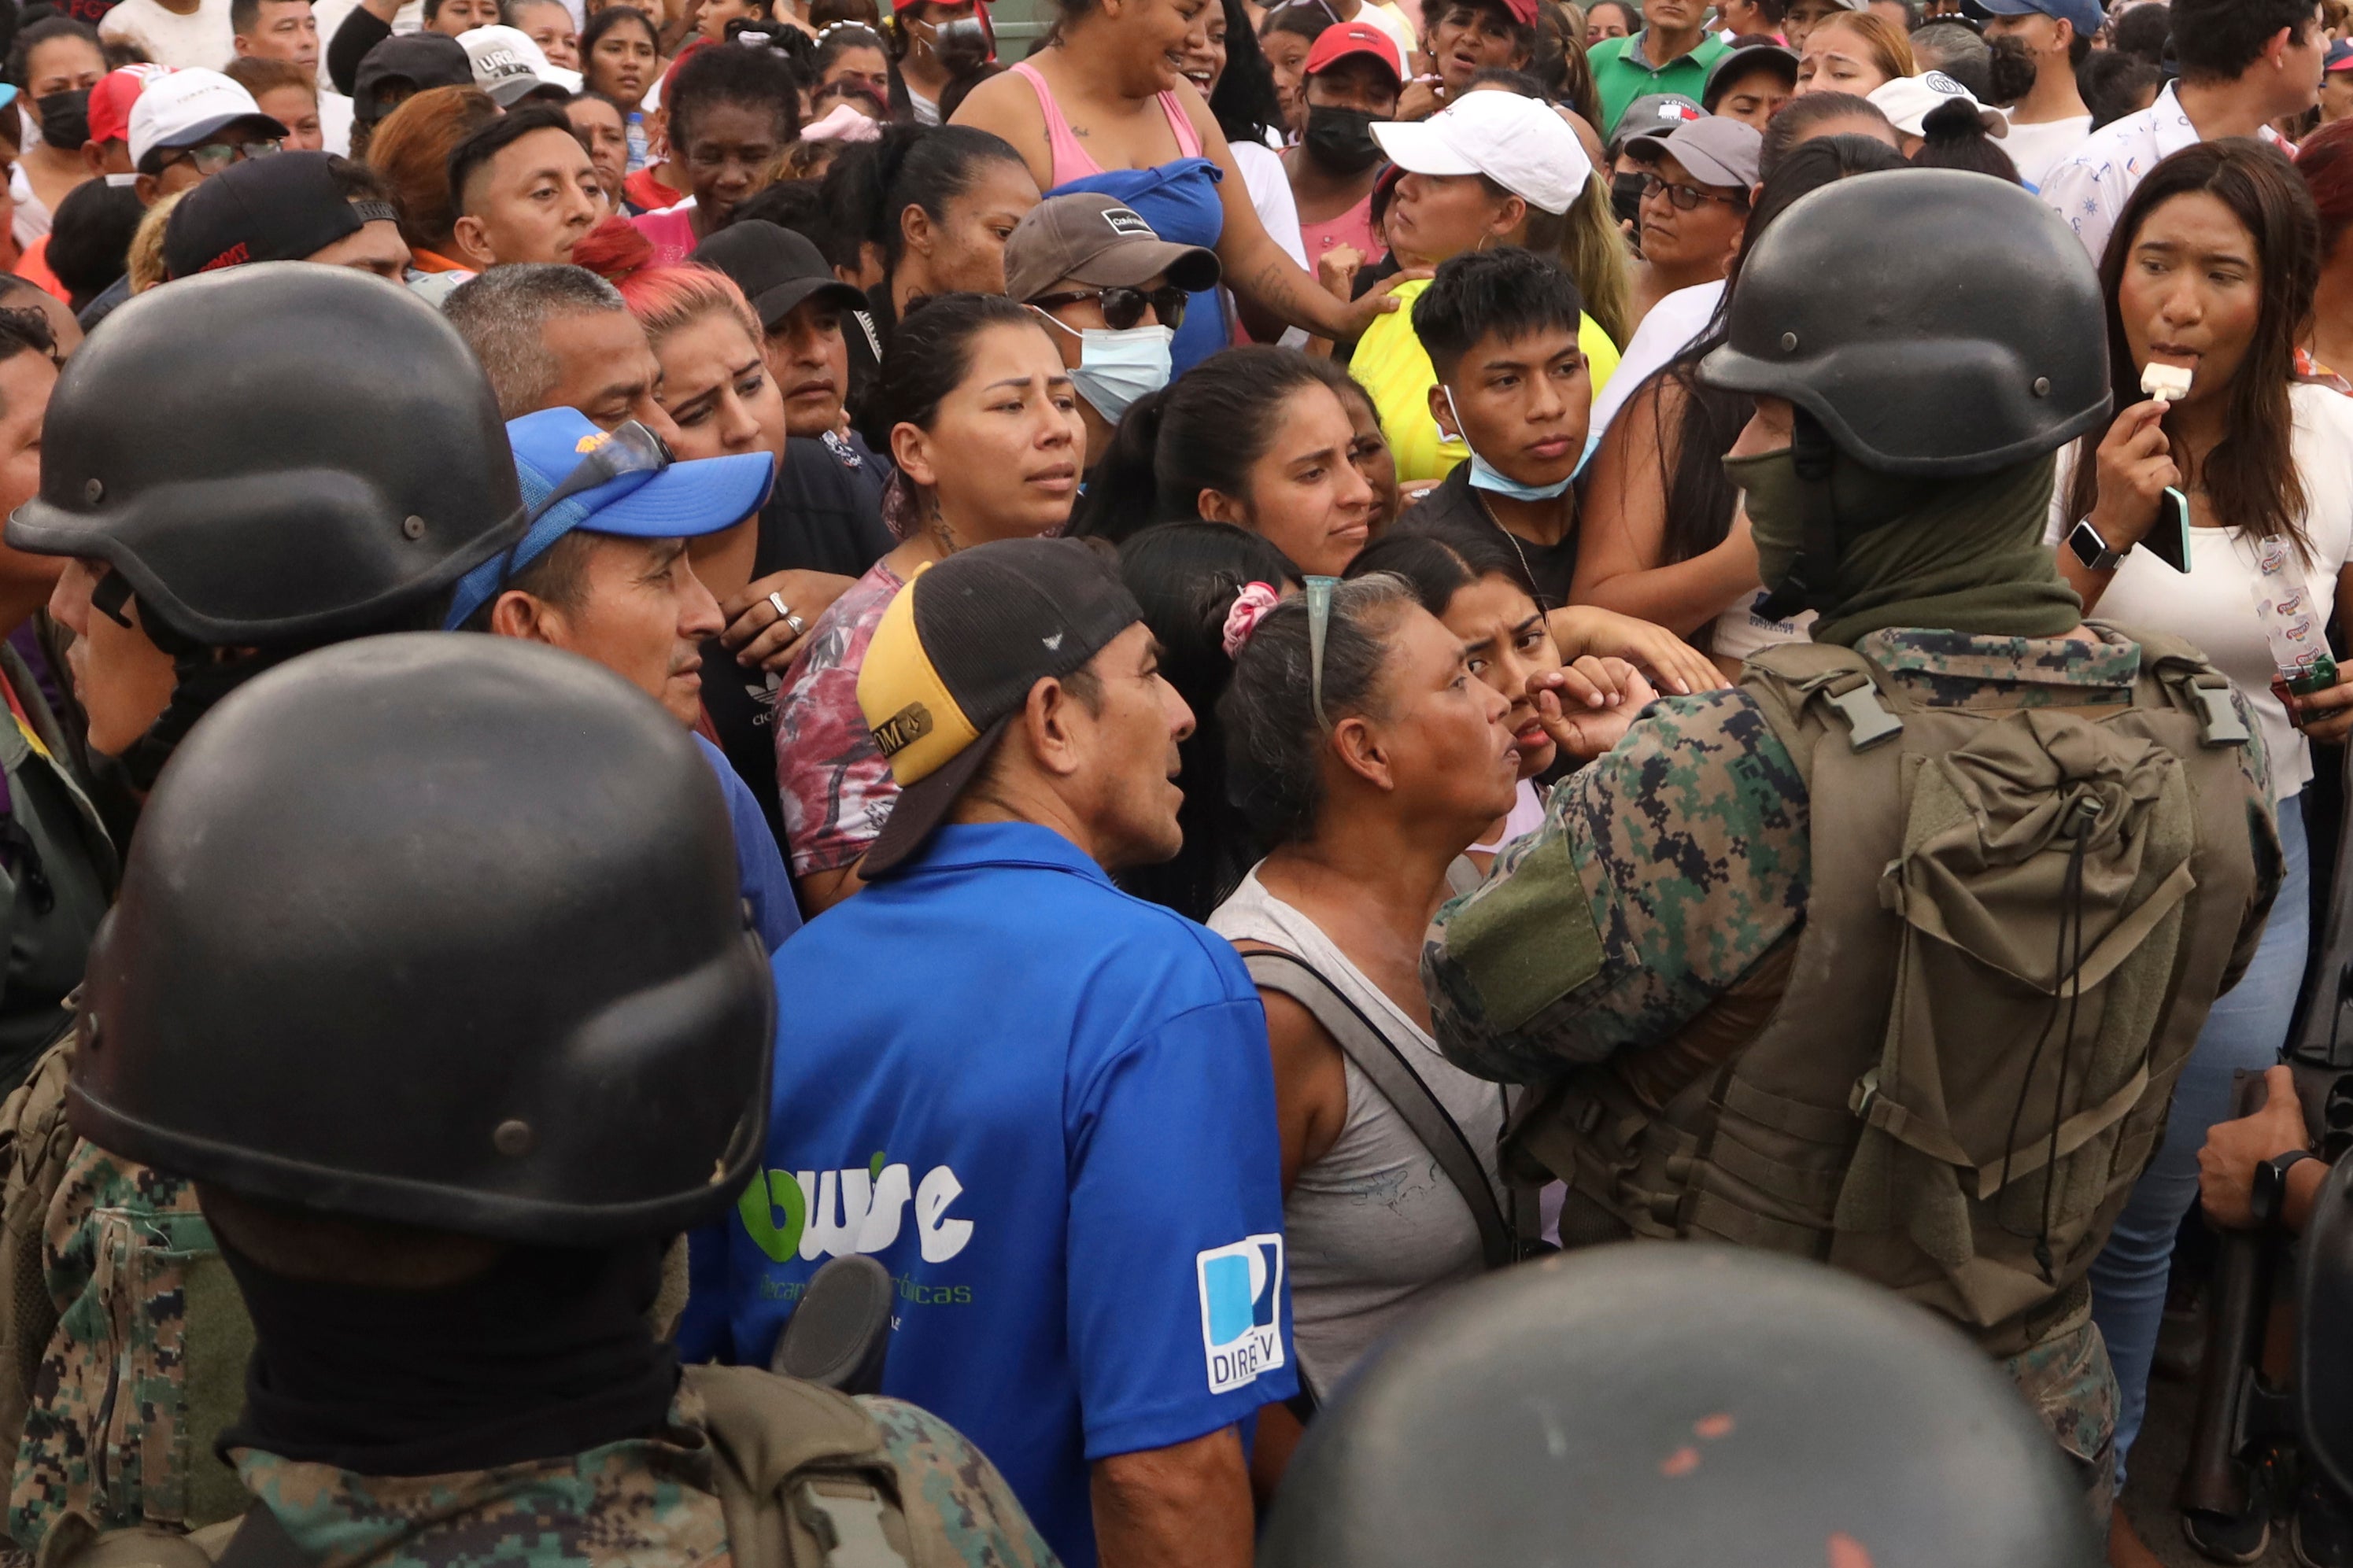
[
  {"x1": 685, "y1": 821, "x2": 1292, "y2": 1568},
  {"x1": 692, "y1": 732, "x2": 800, "y2": 953}
]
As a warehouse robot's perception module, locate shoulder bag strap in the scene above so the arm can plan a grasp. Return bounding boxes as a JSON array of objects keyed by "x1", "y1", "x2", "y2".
[{"x1": 1243, "y1": 950, "x2": 1514, "y2": 1269}]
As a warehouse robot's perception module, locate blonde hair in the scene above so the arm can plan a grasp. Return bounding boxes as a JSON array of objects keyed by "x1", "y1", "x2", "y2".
[
  {"x1": 127, "y1": 190, "x2": 184, "y2": 294},
  {"x1": 1808, "y1": 10, "x2": 1917, "y2": 81},
  {"x1": 1524, "y1": 169, "x2": 1634, "y2": 347}
]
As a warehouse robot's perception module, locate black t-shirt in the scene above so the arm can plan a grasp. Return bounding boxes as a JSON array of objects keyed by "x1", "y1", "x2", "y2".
[
  {"x1": 1393, "y1": 465, "x2": 1581, "y2": 610},
  {"x1": 701, "y1": 430, "x2": 895, "y2": 851}
]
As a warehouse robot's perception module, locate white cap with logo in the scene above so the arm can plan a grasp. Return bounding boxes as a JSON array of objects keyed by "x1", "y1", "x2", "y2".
[
  {"x1": 1369, "y1": 91, "x2": 1595, "y2": 216},
  {"x1": 127, "y1": 68, "x2": 290, "y2": 172},
  {"x1": 460, "y1": 25, "x2": 585, "y2": 105}
]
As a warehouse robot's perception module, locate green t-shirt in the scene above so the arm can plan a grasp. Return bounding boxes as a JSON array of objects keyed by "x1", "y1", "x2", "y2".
[{"x1": 1587, "y1": 30, "x2": 1731, "y2": 138}]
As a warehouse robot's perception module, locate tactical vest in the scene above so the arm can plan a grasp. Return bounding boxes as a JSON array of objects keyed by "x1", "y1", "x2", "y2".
[
  {"x1": 35, "y1": 1366, "x2": 954, "y2": 1568},
  {"x1": 1513, "y1": 629, "x2": 2270, "y2": 1357}
]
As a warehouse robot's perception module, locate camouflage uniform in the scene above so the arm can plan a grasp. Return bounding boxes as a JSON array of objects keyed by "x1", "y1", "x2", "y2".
[
  {"x1": 1427, "y1": 624, "x2": 2274, "y2": 1513},
  {"x1": 9, "y1": 1142, "x2": 245, "y2": 1555},
  {"x1": 33, "y1": 1382, "x2": 1060, "y2": 1568}
]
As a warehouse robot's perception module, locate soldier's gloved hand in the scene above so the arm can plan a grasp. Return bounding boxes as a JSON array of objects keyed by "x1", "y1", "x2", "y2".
[
  {"x1": 1531, "y1": 657, "x2": 1656, "y2": 760},
  {"x1": 1545, "y1": 605, "x2": 1724, "y2": 698},
  {"x1": 2199, "y1": 1064, "x2": 2309, "y2": 1229},
  {"x1": 2283, "y1": 663, "x2": 2353, "y2": 743}
]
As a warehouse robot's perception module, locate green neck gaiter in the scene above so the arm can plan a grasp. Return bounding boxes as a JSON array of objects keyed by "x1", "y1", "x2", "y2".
[{"x1": 1727, "y1": 447, "x2": 2081, "y2": 649}]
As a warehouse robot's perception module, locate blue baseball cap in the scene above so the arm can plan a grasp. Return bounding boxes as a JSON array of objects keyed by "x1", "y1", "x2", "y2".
[
  {"x1": 2329, "y1": 38, "x2": 2353, "y2": 72},
  {"x1": 1971, "y1": 0, "x2": 2104, "y2": 39},
  {"x1": 443, "y1": 407, "x2": 774, "y2": 630}
]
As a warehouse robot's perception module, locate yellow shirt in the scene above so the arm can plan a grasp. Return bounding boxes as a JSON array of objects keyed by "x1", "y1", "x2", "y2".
[{"x1": 1354, "y1": 278, "x2": 1621, "y2": 485}]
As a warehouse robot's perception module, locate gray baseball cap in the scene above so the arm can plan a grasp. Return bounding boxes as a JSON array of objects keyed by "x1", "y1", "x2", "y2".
[
  {"x1": 1003, "y1": 193, "x2": 1221, "y2": 305},
  {"x1": 1626, "y1": 113, "x2": 1764, "y2": 188}
]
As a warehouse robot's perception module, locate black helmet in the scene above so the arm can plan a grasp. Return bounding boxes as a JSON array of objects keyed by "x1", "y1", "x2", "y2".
[
  {"x1": 2303, "y1": 1155, "x2": 2353, "y2": 1500},
  {"x1": 1260, "y1": 1245, "x2": 2104, "y2": 1568},
  {"x1": 68, "y1": 634, "x2": 774, "y2": 1245},
  {"x1": 1700, "y1": 169, "x2": 2111, "y2": 478},
  {"x1": 9, "y1": 264, "x2": 524, "y2": 647}
]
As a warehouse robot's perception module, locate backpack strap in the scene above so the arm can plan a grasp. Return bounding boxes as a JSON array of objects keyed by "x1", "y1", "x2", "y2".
[
  {"x1": 1243, "y1": 950, "x2": 1517, "y2": 1268},
  {"x1": 685, "y1": 1363, "x2": 917, "y2": 1568},
  {"x1": 1741, "y1": 642, "x2": 1905, "y2": 756},
  {"x1": 2120, "y1": 625, "x2": 2253, "y2": 747}
]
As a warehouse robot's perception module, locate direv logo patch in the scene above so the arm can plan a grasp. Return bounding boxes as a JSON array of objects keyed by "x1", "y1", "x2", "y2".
[{"x1": 1196, "y1": 1234, "x2": 1285, "y2": 1394}]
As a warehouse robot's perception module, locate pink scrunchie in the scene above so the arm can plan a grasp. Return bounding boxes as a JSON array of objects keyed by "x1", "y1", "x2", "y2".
[
  {"x1": 1222, "y1": 581, "x2": 1281, "y2": 660},
  {"x1": 802, "y1": 102, "x2": 885, "y2": 144}
]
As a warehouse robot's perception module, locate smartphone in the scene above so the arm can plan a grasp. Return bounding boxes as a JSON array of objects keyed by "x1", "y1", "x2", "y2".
[{"x1": 2143, "y1": 486, "x2": 2192, "y2": 574}]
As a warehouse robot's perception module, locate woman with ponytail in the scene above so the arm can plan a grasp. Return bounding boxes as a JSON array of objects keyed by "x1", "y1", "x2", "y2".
[
  {"x1": 1907, "y1": 94, "x2": 2022, "y2": 183},
  {"x1": 1071, "y1": 345, "x2": 1377, "y2": 576},
  {"x1": 770, "y1": 293, "x2": 1084, "y2": 912},
  {"x1": 818, "y1": 121, "x2": 1041, "y2": 439},
  {"x1": 1114, "y1": 522, "x2": 1300, "y2": 923}
]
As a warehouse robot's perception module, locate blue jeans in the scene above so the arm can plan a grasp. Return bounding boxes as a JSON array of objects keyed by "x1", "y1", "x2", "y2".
[{"x1": 2088, "y1": 791, "x2": 2308, "y2": 1483}]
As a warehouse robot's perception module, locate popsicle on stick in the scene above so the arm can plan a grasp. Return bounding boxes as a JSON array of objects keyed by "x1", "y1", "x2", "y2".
[{"x1": 2141, "y1": 363, "x2": 2192, "y2": 403}]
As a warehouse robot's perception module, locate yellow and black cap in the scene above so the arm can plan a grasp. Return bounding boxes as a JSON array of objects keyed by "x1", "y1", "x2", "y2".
[{"x1": 856, "y1": 537, "x2": 1143, "y2": 877}]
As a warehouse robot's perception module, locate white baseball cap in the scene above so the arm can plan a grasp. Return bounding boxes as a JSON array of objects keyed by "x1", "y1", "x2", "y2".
[
  {"x1": 1867, "y1": 72, "x2": 2008, "y2": 138},
  {"x1": 460, "y1": 25, "x2": 584, "y2": 106},
  {"x1": 1370, "y1": 91, "x2": 1594, "y2": 216},
  {"x1": 128, "y1": 68, "x2": 288, "y2": 172}
]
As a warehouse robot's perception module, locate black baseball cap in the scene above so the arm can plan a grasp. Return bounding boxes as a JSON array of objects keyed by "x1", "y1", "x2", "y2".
[
  {"x1": 855, "y1": 538, "x2": 1143, "y2": 878},
  {"x1": 1702, "y1": 43, "x2": 1797, "y2": 113},
  {"x1": 354, "y1": 33, "x2": 474, "y2": 124},
  {"x1": 161, "y1": 152, "x2": 398, "y2": 279},
  {"x1": 689, "y1": 220, "x2": 866, "y2": 332}
]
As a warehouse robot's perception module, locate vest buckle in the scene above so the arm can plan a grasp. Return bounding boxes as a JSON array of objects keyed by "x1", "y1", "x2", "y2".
[
  {"x1": 2188, "y1": 674, "x2": 2250, "y2": 747},
  {"x1": 1823, "y1": 681, "x2": 1904, "y2": 751}
]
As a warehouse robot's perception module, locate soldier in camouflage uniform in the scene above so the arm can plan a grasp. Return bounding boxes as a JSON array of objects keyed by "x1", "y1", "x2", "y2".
[
  {"x1": 0, "y1": 263, "x2": 535, "y2": 1554},
  {"x1": 1424, "y1": 171, "x2": 2280, "y2": 1515},
  {"x1": 39, "y1": 632, "x2": 1057, "y2": 1568}
]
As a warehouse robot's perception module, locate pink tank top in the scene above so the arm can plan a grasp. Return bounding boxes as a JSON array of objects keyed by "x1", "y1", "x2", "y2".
[{"x1": 1010, "y1": 58, "x2": 1202, "y2": 188}]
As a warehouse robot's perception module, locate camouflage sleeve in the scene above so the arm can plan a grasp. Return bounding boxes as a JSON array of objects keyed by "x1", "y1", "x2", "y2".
[
  {"x1": 857, "y1": 1397, "x2": 1063, "y2": 1568},
  {"x1": 1424, "y1": 690, "x2": 1812, "y2": 1083}
]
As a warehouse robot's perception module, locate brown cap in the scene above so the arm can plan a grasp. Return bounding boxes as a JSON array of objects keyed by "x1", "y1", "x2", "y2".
[{"x1": 1003, "y1": 193, "x2": 1221, "y2": 307}]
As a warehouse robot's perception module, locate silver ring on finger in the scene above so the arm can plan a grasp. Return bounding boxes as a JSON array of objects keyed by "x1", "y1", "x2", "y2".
[
  {"x1": 767, "y1": 591, "x2": 793, "y2": 622},
  {"x1": 786, "y1": 613, "x2": 807, "y2": 637}
]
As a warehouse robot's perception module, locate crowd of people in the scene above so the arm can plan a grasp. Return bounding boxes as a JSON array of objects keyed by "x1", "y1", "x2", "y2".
[{"x1": 0, "y1": 0, "x2": 2341, "y2": 1561}]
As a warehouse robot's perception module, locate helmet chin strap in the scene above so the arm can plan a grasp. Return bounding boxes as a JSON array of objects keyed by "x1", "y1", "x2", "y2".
[{"x1": 1754, "y1": 407, "x2": 1845, "y2": 624}]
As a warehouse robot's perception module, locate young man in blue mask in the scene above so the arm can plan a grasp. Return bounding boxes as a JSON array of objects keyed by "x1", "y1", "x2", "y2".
[
  {"x1": 1005, "y1": 191, "x2": 1221, "y2": 469},
  {"x1": 1394, "y1": 245, "x2": 1591, "y2": 606}
]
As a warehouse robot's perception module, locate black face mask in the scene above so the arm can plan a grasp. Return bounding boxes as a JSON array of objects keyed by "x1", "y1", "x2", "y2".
[
  {"x1": 1304, "y1": 105, "x2": 1383, "y2": 174},
  {"x1": 918, "y1": 13, "x2": 991, "y2": 76},
  {"x1": 1610, "y1": 168, "x2": 1646, "y2": 228},
  {"x1": 34, "y1": 88, "x2": 90, "y2": 153},
  {"x1": 1985, "y1": 33, "x2": 2039, "y2": 107}
]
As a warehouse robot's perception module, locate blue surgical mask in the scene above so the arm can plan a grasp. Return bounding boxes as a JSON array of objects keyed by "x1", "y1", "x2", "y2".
[
  {"x1": 1036, "y1": 312, "x2": 1173, "y2": 425},
  {"x1": 1443, "y1": 389, "x2": 1589, "y2": 501}
]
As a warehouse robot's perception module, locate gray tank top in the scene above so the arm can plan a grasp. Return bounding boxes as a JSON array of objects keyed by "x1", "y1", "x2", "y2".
[{"x1": 1210, "y1": 868, "x2": 1505, "y2": 1396}]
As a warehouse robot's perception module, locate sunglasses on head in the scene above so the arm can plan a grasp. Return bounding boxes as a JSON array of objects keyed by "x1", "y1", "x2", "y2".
[
  {"x1": 526, "y1": 419, "x2": 674, "y2": 528},
  {"x1": 1029, "y1": 283, "x2": 1190, "y2": 332}
]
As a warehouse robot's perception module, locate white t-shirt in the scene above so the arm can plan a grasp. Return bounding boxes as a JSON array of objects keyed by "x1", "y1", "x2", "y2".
[
  {"x1": 1710, "y1": 590, "x2": 1816, "y2": 666},
  {"x1": 2001, "y1": 109, "x2": 2092, "y2": 192},
  {"x1": 319, "y1": 88, "x2": 354, "y2": 156},
  {"x1": 9, "y1": 164, "x2": 49, "y2": 251},
  {"x1": 99, "y1": 0, "x2": 236, "y2": 70},
  {"x1": 1347, "y1": 0, "x2": 1418, "y2": 65},
  {"x1": 1588, "y1": 277, "x2": 1722, "y2": 439},
  {"x1": 2045, "y1": 382, "x2": 2353, "y2": 801}
]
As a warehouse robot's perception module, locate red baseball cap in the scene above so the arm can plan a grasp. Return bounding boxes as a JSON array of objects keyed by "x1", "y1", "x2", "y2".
[
  {"x1": 1303, "y1": 20, "x2": 1404, "y2": 84},
  {"x1": 88, "y1": 64, "x2": 172, "y2": 148}
]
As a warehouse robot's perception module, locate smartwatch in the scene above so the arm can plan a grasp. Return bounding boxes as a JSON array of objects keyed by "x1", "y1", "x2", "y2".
[
  {"x1": 2250, "y1": 1148, "x2": 2318, "y2": 1229},
  {"x1": 2067, "y1": 518, "x2": 2125, "y2": 573}
]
